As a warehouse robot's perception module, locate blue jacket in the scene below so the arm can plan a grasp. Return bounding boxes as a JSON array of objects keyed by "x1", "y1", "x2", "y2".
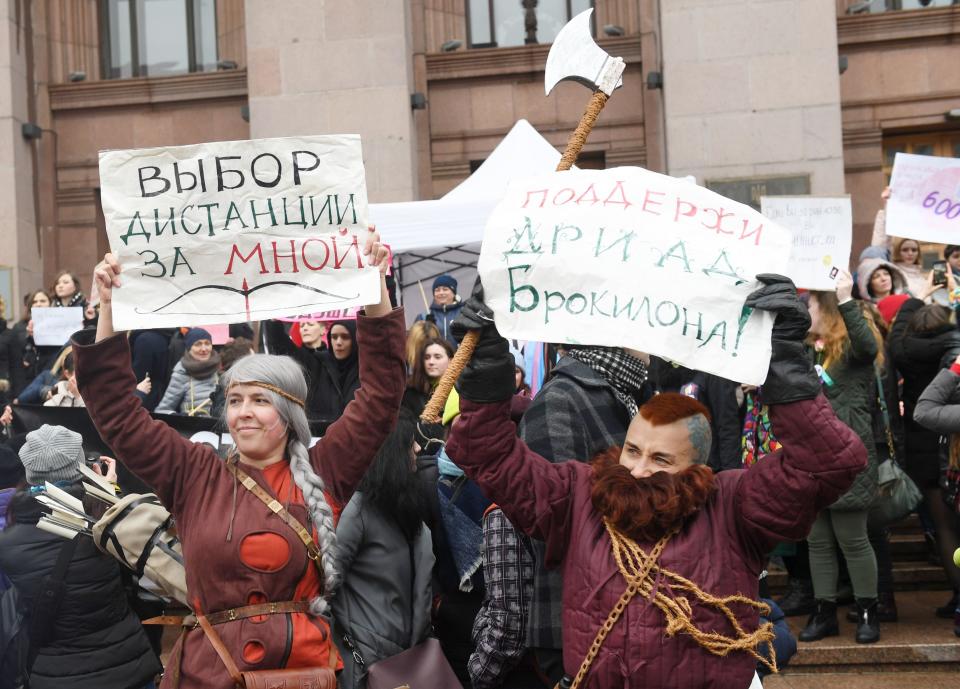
[{"x1": 416, "y1": 300, "x2": 465, "y2": 348}]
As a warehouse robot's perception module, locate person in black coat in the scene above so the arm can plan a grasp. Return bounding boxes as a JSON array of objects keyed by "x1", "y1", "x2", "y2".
[
  {"x1": 0, "y1": 425, "x2": 160, "y2": 689},
  {"x1": 889, "y1": 299, "x2": 960, "y2": 490},
  {"x1": 11, "y1": 291, "x2": 60, "y2": 398},
  {"x1": 888, "y1": 298, "x2": 960, "y2": 617},
  {"x1": 130, "y1": 329, "x2": 174, "y2": 412},
  {"x1": 648, "y1": 357, "x2": 742, "y2": 472},
  {"x1": 264, "y1": 318, "x2": 360, "y2": 421},
  {"x1": 0, "y1": 318, "x2": 12, "y2": 407}
]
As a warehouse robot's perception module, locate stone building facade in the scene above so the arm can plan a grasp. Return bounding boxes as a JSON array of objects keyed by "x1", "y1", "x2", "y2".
[{"x1": 0, "y1": 0, "x2": 957, "y2": 316}]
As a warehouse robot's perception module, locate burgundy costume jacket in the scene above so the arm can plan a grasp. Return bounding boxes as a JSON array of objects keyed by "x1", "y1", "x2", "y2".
[
  {"x1": 73, "y1": 308, "x2": 406, "y2": 689},
  {"x1": 446, "y1": 394, "x2": 866, "y2": 689}
]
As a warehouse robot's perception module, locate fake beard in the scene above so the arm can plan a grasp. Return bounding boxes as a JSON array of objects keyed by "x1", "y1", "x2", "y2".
[{"x1": 590, "y1": 448, "x2": 717, "y2": 543}]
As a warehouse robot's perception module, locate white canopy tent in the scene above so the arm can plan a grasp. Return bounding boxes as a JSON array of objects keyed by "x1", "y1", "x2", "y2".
[{"x1": 370, "y1": 119, "x2": 563, "y2": 321}]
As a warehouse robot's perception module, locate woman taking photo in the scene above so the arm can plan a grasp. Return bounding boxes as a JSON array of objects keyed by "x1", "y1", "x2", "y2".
[
  {"x1": 73, "y1": 232, "x2": 405, "y2": 689},
  {"x1": 799, "y1": 270, "x2": 883, "y2": 644},
  {"x1": 332, "y1": 413, "x2": 434, "y2": 688}
]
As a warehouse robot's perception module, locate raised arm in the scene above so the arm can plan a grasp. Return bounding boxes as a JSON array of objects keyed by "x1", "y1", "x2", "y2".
[
  {"x1": 444, "y1": 280, "x2": 580, "y2": 562},
  {"x1": 832, "y1": 269, "x2": 878, "y2": 366},
  {"x1": 309, "y1": 232, "x2": 406, "y2": 505},
  {"x1": 736, "y1": 274, "x2": 867, "y2": 554},
  {"x1": 735, "y1": 394, "x2": 866, "y2": 552},
  {"x1": 262, "y1": 320, "x2": 301, "y2": 360},
  {"x1": 839, "y1": 300, "x2": 878, "y2": 365},
  {"x1": 76, "y1": 254, "x2": 217, "y2": 511},
  {"x1": 870, "y1": 187, "x2": 891, "y2": 252},
  {"x1": 74, "y1": 331, "x2": 212, "y2": 511}
]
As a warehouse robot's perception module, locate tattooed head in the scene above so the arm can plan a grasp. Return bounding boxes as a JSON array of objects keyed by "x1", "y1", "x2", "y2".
[{"x1": 618, "y1": 393, "x2": 713, "y2": 475}]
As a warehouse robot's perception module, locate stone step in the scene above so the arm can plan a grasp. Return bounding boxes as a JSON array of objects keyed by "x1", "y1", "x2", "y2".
[
  {"x1": 765, "y1": 671, "x2": 960, "y2": 689},
  {"x1": 768, "y1": 591, "x2": 960, "y2": 679},
  {"x1": 767, "y1": 561, "x2": 952, "y2": 593}
]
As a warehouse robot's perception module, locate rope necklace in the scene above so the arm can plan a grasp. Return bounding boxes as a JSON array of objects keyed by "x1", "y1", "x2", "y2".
[{"x1": 567, "y1": 521, "x2": 777, "y2": 689}]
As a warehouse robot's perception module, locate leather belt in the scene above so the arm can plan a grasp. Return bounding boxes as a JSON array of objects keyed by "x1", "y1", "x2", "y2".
[{"x1": 143, "y1": 600, "x2": 311, "y2": 627}]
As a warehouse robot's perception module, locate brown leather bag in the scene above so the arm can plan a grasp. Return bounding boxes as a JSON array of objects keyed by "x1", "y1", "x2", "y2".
[{"x1": 197, "y1": 610, "x2": 338, "y2": 689}]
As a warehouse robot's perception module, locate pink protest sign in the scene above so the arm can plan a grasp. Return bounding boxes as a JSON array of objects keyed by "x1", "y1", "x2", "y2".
[
  {"x1": 887, "y1": 153, "x2": 960, "y2": 244},
  {"x1": 278, "y1": 306, "x2": 361, "y2": 323},
  {"x1": 203, "y1": 324, "x2": 230, "y2": 344}
]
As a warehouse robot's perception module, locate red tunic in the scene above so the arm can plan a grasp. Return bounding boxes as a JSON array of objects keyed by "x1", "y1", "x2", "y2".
[{"x1": 73, "y1": 308, "x2": 407, "y2": 689}]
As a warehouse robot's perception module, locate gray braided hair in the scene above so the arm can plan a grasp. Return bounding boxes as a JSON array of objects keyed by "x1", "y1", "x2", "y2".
[{"x1": 221, "y1": 353, "x2": 339, "y2": 616}]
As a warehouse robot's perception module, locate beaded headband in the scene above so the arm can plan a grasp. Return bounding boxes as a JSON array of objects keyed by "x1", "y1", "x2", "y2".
[{"x1": 228, "y1": 380, "x2": 306, "y2": 409}]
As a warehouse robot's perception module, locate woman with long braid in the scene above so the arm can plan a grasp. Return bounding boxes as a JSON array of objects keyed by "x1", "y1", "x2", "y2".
[{"x1": 71, "y1": 231, "x2": 406, "y2": 689}]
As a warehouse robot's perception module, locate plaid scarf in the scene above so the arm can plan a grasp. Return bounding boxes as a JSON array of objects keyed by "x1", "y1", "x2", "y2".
[{"x1": 565, "y1": 346, "x2": 648, "y2": 417}]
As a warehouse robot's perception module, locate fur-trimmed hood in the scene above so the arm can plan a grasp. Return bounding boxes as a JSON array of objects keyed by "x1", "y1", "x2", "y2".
[{"x1": 856, "y1": 257, "x2": 909, "y2": 302}]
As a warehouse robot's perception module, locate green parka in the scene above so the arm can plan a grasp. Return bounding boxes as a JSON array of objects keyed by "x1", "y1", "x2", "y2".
[{"x1": 812, "y1": 300, "x2": 879, "y2": 511}]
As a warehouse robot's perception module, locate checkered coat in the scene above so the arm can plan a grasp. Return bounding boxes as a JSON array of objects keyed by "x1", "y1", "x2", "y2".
[{"x1": 517, "y1": 356, "x2": 634, "y2": 650}]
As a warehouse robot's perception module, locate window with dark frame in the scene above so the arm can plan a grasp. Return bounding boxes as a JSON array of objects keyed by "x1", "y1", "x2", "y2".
[
  {"x1": 467, "y1": 0, "x2": 594, "y2": 49},
  {"x1": 99, "y1": 0, "x2": 218, "y2": 79}
]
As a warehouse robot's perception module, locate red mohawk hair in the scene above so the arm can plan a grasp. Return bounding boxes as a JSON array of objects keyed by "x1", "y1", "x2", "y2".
[{"x1": 639, "y1": 392, "x2": 712, "y2": 426}]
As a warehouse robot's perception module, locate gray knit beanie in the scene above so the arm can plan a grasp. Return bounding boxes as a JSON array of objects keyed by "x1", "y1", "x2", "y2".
[{"x1": 19, "y1": 424, "x2": 84, "y2": 486}]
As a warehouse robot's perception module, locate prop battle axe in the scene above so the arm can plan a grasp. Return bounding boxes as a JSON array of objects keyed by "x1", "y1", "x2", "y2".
[{"x1": 420, "y1": 8, "x2": 625, "y2": 423}]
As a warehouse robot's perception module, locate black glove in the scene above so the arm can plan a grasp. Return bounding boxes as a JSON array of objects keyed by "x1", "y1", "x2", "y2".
[
  {"x1": 744, "y1": 274, "x2": 820, "y2": 405},
  {"x1": 451, "y1": 278, "x2": 516, "y2": 404}
]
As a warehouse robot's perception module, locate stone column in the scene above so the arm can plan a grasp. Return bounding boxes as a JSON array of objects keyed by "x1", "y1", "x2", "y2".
[
  {"x1": 661, "y1": 0, "x2": 844, "y2": 196},
  {"x1": 0, "y1": 0, "x2": 42, "y2": 315},
  {"x1": 243, "y1": 0, "x2": 419, "y2": 203}
]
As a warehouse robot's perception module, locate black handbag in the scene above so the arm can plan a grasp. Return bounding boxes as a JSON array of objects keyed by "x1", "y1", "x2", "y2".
[{"x1": 869, "y1": 368, "x2": 921, "y2": 525}]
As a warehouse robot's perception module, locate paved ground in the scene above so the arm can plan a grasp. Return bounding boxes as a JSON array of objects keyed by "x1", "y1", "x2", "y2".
[{"x1": 765, "y1": 589, "x2": 960, "y2": 687}]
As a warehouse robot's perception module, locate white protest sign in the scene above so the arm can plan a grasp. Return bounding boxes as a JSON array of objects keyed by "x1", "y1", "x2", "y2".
[
  {"x1": 32, "y1": 307, "x2": 83, "y2": 346},
  {"x1": 760, "y1": 195, "x2": 851, "y2": 291},
  {"x1": 478, "y1": 168, "x2": 792, "y2": 385},
  {"x1": 886, "y1": 152, "x2": 960, "y2": 243},
  {"x1": 98, "y1": 135, "x2": 379, "y2": 330}
]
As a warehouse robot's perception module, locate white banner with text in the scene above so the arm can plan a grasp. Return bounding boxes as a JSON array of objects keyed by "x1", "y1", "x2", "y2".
[
  {"x1": 98, "y1": 135, "x2": 379, "y2": 330},
  {"x1": 478, "y1": 168, "x2": 792, "y2": 385}
]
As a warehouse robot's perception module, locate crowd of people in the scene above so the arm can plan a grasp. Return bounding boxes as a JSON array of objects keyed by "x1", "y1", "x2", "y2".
[{"x1": 0, "y1": 218, "x2": 959, "y2": 689}]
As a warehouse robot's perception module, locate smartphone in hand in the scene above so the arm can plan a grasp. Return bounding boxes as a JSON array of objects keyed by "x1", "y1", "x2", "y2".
[{"x1": 933, "y1": 261, "x2": 948, "y2": 287}]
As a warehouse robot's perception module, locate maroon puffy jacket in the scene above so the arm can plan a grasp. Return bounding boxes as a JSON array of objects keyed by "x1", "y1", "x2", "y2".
[{"x1": 447, "y1": 394, "x2": 866, "y2": 689}]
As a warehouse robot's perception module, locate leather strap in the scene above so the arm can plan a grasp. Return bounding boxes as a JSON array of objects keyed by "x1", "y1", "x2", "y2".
[
  {"x1": 206, "y1": 600, "x2": 311, "y2": 625},
  {"x1": 145, "y1": 601, "x2": 310, "y2": 627},
  {"x1": 226, "y1": 462, "x2": 322, "y2": 562},
  {"x1": 197, "y1": 606, "x2": 340, "y2": 686},
  {"x1": 143, "y1": 615, "x2": 194, "y2": 626},
  {"x1": 197, "y1": 612, "x2": 244, "y2": 685}
]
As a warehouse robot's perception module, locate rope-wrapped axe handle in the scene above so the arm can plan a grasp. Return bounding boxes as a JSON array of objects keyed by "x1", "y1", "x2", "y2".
[
  {"x1": 419, "y1": 88, "x2": 612, "y2": 424},
  {"x1": 557, "y1": 90, "x2": 609, "y2": 172},
  {"x1": 420, "y1": 330, "x2": 479, "y2": 423}
]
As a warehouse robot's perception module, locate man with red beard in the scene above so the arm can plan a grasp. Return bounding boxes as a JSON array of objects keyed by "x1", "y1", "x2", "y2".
[{"x1": 445, "y1": 275, "x2": 868, "y2": 689}]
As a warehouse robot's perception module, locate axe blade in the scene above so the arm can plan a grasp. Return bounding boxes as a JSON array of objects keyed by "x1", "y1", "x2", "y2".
[{"x1": 545, "y1": 8, "x2": 624, "y2": 96}]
